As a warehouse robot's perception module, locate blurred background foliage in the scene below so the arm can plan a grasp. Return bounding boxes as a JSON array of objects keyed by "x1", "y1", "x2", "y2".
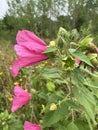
[{"x1": 0, "y1": 0, "x2": 98, "y2": 43}]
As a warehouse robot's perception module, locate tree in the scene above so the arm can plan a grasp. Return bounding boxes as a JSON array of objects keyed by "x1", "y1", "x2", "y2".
[
  {"x1": 6, "y1": 0, "x2": 68, "y2": 38},
  {"x1": 67, "y1": 0, "x2": 98, "y2": 32},
  {"x1": 5, "y1": 0, "x2": 98, "y2": 40}
]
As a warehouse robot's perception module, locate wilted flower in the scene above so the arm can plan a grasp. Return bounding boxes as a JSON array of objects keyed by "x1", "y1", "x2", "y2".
[
  {"x1": 11, "y1": 85, "x2": 30, "y2": 112},
  {"x1": 24, "y1": 121, "x2": 41, "y2": 130},
  {"x1": 10, "y1": 30, "x2": 48, "y2": 77}
]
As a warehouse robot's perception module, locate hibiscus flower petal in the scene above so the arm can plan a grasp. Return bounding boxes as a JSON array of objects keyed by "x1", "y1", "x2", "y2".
[
  {"x1": 24, "y1": 121, "x2": 41, "y2": 130},
  {"x1": 11, "y1": 86, "x2": 30, "y2": 112},
  {"x1": 14, "y1": 44, "x2": 47, "y2": 57},
  {"x1": 16, "y1": 30, "x2": 46, "y2": 46},
  {"x1": 14, "y1": 85, "x2": 30, "y2": 96},
  {"x1": 14, "y1": 45, "x2": 35, "y2": 57},
  {"x1": 16, "y1": 41, "x2": 47, "y2": 52},
  {"x1": 75, "y1": 58, "x2": 81, "y2": 65},
  {"x1": 11, "y1": 55, "x2": 48, "y2": 77}
]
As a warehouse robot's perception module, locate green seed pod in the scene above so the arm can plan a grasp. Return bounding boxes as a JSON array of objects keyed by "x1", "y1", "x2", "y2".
[
  {"x1": 87, "y1": 53, "x2": 98, "y2": 66},
  {"x1": 91, "y1": 58, "x2": 98, "y2": 66},
  {"x1": 87, "y1": 53, "x2": 97, "y2": 60}
]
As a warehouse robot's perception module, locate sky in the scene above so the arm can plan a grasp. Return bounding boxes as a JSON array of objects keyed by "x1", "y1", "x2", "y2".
[{"x1": 0, "y1": 0, "x2": 8, "y2": 19}]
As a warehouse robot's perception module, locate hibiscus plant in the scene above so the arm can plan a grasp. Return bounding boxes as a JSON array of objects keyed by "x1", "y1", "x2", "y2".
[{"x1": 10, "y1": 27, "x2": 98, "y2": 130}]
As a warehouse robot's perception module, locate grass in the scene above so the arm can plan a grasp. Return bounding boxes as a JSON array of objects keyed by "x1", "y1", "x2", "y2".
[
  {"x1": 0, "y1": 39, "x2": 42, "y2": 122},
  {"x1": 0, "y1": 39, "x2": 15, "y2": 111}
]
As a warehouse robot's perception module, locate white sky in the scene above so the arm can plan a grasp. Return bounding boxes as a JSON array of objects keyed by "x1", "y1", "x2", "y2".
[{"x1": 0, "y1": 0, "x2": 8, "y2": 19}]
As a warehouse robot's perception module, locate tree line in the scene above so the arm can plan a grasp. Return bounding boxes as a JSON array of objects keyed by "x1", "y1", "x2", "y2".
[{"x1": 0, "y1": 0, "x2": 98, "y2": 42}]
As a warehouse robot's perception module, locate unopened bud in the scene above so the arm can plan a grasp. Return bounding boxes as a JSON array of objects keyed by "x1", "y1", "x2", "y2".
[{"x1": 50, "y1": 103, "x2": 57, "y2": 111}]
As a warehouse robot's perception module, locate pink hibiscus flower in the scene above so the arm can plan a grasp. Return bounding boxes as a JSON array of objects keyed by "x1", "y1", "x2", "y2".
[
  {"x1": 75, "y1": 58, "x2": 81, "y2": 65},
  {"x1": 24, "y1": 121, "x2": 41, "y2": 130},
  {"x1": 11, "y1": 85, "x2": 30, "y2": 112},
  {"x1": 10, "y1": 30, "x2": 48, "y2": 77}
]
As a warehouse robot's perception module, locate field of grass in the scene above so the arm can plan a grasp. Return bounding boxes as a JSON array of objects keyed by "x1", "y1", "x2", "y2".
[
  {"x1": 0, "y1": 39, "x2": 34, "y2": 116},
  {"x1": 0, "y1": 40, "x2": 14, "y2": 111}
]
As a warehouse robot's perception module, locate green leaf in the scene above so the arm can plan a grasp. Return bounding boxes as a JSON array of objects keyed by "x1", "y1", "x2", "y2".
[
  {"x1": 67, "y1": 122, "x2": 79, "y2": 130},
  {"x1": 44, "y1": 46, "x2": 57, "y2": 53},
  {"x1": 66, "y1": 99, "x2": 80, "y2": 110},
  {"x1": 84, "y1": 78, "x2": 98, "y2": 88},
  {"x1": 3, "y1": 125, "x2": 8, "y2": 130},
  {"x1": 55, "y1": 90, "x2": 64, "y2": 98},
  {"x1": 56, "y1": 125, "x2": 67, "y2": 130},
  {"x1": 9, "y1": 120, "x2": 23, "y2": 130},
  {"x1": 42, "y1": 68, "x2": 61, "y2": 79},
  {"x1": 75, "y1": 119, "x2": 90, "y2": 130},
  {"x1": 55, "y1": 79, "x2": 67, "y2": 85},
  {"x1": 72, "y1": 87, "x2": 96, "y2": 125},
  {"x1": 69, "y1": 49, "x2": 93, "y2": 66},
  {"x1": 79, "y1": 36, "x2": 93, "y2": 47},
  {"x1": 81, "y1": 67, "x2": 98, "y2": 78},
  {"x1": 72, "y1": 69, "x2": 84, "y2": 87},
  {"x1": 85, "y1": 114, "x2": 94, "y2": 130},
  {"x1": 38, "y1": 92, "x2": 48, "y2": 100},
  {"x1": 47, "y1": 93, "x2": 63, "y2": 103},
  {"x1": 3, "y1": 110, "x2": 9, "y2": 119},
  {"x1": 43, "y1": 102, "x2": 69, "y2": 128},
  {"x1": 72, "y1": 69, "x2": 96, "y2": 105}
]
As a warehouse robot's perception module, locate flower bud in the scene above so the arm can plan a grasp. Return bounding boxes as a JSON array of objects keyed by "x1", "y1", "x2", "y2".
[
  {"x1": 91, "y1": 58, "x2": 98, "y2": 66},
  {"x1": 50, "y1": 103, "x2": 57, "y2": 111},
  {"x1": 87, "y1": 53, "x2": 98, "y2": 66},
  {"x1": 49, "y1": 41, "x2": 56, "y2": 46},
  {"x1": 57, "y1": 27, "x2": 70, "y2": 48}
]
